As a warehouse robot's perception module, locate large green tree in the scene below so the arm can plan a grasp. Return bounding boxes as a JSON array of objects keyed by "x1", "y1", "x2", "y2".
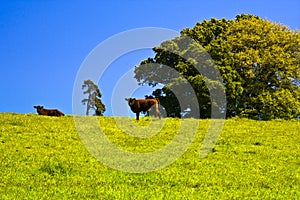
[
  {"x1": 81, "y1": 79, "x2": 106, "y2": 116},
  {"x1": 134, "y1": 14, "x2": 300, "y2": 119}
]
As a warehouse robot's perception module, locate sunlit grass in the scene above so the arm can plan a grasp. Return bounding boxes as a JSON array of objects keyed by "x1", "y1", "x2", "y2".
[{"x1": 0, "y1": 113, "x2": 299, "y2": 199}]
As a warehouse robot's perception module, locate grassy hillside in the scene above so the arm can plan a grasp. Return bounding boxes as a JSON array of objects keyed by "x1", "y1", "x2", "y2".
[{"x1": 0, "y1": 113, "x2": 299, "y2": 199}]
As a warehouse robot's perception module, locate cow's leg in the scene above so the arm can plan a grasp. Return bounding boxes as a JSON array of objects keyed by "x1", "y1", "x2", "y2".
[{"x1": 136, "y1": 112, "x2": 140, "y2": 120}]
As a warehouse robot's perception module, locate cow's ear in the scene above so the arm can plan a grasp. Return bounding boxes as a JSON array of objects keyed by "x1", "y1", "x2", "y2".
[{"x1": 125, "y1": 98, "x2": 129, "y2": 102}]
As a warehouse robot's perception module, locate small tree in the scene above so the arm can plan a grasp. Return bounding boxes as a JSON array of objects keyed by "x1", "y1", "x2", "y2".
[{"x1": 81, "y1": 79, "x2": 106, "y2": 116}]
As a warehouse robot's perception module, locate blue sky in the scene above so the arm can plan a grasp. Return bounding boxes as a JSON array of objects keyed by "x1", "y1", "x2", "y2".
[{"x1": 0, "y1": 0, "x2": 299, "y2": 116}]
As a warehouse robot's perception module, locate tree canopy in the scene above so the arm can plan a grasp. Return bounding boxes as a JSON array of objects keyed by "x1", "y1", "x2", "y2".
[
  {"x1": 134, "y1": 14, "x2": 300, "y2": 120},
  {"x1": 81, "y1": 79, "x2": 106, "y2": 116}
]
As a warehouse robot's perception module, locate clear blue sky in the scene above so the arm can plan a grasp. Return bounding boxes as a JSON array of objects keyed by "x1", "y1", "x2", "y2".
[{"x1": 0, "y1": 0, "x2": 299, "y2": 115}]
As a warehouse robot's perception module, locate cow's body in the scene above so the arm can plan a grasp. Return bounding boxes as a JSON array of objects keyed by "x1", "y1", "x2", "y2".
[
  {"x1": 33, "y1": 105, "x2": 65, "y2": 117},
  {"x1": 125, "y1": 98, "x2": 161, "y2": 120}
]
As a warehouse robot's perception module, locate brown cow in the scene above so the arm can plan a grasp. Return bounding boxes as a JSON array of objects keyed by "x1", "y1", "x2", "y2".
[
  {"x1": 125, "y1": 98, "x2": 161, "y2": 120},
  {"x1": 33, "y1": 105, "x2": 65, "y2": 117}
]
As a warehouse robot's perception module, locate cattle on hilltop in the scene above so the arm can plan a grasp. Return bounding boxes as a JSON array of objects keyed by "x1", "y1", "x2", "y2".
[
  {"x1": 33, "y1": 105, "x2": 65, "y2": 117},
  {"x1": 125, "y1": 98, "x2": 161, "y2": 120}
]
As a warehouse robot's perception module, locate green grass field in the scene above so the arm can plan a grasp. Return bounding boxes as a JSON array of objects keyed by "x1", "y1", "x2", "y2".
[{"x1": 0, "y1": 113, "x2": 299, "y2": 199}]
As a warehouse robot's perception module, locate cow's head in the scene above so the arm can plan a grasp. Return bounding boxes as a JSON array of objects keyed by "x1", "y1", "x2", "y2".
[
  {"x1": 33, "y1": 105, "x2": 43, "y2": 110},
  {"x1": 125, "y1": 98, "x2": 136, "y2": 106}
]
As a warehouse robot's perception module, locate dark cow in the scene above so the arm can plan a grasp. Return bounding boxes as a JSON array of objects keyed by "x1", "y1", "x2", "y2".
[
  {"x1": 125, "y1": 98, "x2": 161, "y2": 120},
  {"x1": 33, "y1": 105, "x2": 65, "y2": 117}
]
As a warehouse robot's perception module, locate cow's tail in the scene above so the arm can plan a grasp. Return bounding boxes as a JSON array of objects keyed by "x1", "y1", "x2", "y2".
[
  {"x1": 155, "y1": 98, "x2": 161, "y2": 119},
  {"x1": 155, "y1": 98, "x2": 160, "y2": 106}
]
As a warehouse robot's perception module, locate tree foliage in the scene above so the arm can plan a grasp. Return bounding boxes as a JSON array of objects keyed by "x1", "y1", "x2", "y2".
[
  {"x1": 81, "y1": 79, "x2": 106, "y2": 116},
  {"x1": 134, "y1": 14, "x2": 300, "y2": 119}
]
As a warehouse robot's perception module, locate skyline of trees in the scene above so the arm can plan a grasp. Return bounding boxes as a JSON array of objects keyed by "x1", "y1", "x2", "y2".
[{"x1": 134, "y1": 14, "x2": 300, "y2": 120}]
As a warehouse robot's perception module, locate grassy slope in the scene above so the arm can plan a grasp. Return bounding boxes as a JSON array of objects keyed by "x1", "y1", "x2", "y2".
[{"x1": 0, "y1": 113, "x2": 299, "y2": 199}]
